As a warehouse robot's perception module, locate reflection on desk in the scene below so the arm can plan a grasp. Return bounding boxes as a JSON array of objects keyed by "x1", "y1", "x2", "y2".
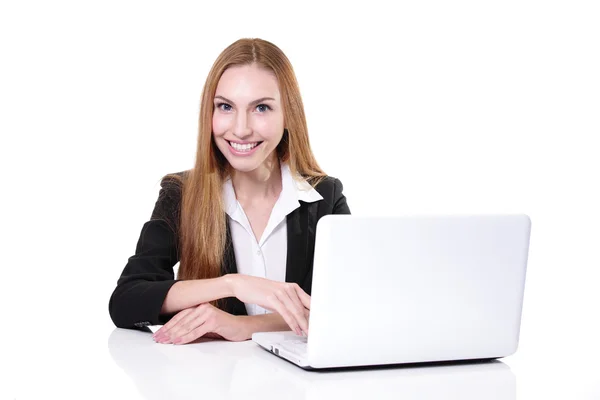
[{"x1": 108, "y1": 328, "x2": 516, "y2": 400}]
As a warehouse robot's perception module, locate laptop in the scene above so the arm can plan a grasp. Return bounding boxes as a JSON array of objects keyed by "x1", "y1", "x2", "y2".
[
  {"x1": 250, "y1": 347, "x2": 516, "y2": 400},
  {"x1": 252, "y1": 214, "x2": 531, "y2": 370}
]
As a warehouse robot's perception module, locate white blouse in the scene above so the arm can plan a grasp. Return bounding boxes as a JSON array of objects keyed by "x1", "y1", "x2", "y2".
[{"x1": 222, "y1": 163, "x2": 323, "y2": 316}]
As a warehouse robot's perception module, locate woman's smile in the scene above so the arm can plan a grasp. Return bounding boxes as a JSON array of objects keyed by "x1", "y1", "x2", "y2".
[{"x1": 227, "y1": 140, "x2": 264, "y2": 156}]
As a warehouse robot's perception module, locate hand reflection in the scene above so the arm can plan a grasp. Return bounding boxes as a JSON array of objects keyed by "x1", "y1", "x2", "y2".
[{"x1": 108, "y1": 328, "x2": 516, "y2": 400}]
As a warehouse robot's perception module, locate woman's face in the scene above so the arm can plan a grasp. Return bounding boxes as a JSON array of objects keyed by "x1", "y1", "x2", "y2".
[{"x1": 212, "y1": 64, "x2": 285, "y2": 173}]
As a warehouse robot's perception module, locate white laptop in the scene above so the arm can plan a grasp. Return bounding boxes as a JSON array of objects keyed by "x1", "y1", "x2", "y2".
[{"x1": 252, "y1": 214, "x2": 531, "y2": 370}]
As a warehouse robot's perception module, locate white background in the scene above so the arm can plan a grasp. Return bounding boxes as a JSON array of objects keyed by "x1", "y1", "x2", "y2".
[{"x1": 1, "y1": 0, "x2": 599, "y2": 398}]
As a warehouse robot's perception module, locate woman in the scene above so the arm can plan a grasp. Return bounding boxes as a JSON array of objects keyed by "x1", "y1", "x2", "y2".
[{"x1": 109, "y1": 38, "x2": 351, "y2": 345}]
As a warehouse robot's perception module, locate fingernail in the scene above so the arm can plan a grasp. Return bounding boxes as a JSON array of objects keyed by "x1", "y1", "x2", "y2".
[{"x1": 160, "y1": 336, "x2": 171, "y2": 344}]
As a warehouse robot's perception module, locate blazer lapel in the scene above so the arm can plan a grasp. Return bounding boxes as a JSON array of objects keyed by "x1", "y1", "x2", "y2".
[
  {"x1": 222, "y1": 218, "x2": 248, "y2": 316},
  {"x1": 223, "y1": 218, "x2": 238, "y2": 275},
  {"x1": 285, "y1": 201, "x2": 318, "y2": 288}
]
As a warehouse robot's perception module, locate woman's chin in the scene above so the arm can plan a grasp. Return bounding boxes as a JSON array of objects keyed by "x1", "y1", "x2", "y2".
[
  {"x1": 226, "y1": 157, "x2": 263, "y2": 173},
  {"x1": 224, "y1": 148, "x2": 279, "y2": 173}
]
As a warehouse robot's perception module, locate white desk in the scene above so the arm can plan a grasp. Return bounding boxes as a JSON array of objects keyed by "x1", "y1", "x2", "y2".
[
  {"x1": 4, "y1": 320, "x2": 600, "y2": 399},
  {"x1": 107, "y1": 328, "x2": 515, "y2": 400}
]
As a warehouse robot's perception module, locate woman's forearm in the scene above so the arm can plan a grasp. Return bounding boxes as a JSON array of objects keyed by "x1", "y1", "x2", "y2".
[
  {"x1": 160, "y1": 275, "x2": 235, "y2": 315},
  {"x1": 239, "y1": 312, "x2": 290, "y2": 339}
]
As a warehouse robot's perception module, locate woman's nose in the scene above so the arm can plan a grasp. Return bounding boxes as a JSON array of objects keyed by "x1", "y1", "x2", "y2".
[{"x1": 233, "y1": 112, "x2": 252, "y2": 138}]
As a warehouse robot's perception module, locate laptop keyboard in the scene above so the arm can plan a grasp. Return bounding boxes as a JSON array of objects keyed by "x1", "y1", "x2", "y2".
[{"x1": 278, "y1": 337, "x2": 308, "y2": 356}]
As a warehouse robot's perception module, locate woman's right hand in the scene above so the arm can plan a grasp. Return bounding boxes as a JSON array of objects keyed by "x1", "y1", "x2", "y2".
[{"x1": 227, "y1": 274, "x2": 311, "y2": 336}]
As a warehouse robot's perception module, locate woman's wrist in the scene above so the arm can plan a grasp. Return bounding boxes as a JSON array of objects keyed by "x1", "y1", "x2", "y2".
[
  {"x1": 238, "y1": 313, "x2": 289, "y2": 340},
  {"x1": 235, "y1": 315, "x2": 253, "y2": 340},
  {"x1": 222, "y1": 273, "x2": 240, "y2": 298}
]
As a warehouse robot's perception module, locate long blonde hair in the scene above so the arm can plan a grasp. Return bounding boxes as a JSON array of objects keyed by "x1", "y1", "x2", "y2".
[{"x1": 166, "y1": 38, "x2": 326, "y2": 299}]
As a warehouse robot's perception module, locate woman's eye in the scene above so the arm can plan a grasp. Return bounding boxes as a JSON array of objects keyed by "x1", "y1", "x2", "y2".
[
  {"x1": 256, "y1": 104, "x2": 271, "y2": 113},
  {"x1": 216, "y1": 103, "x2": 232, "y2": 111},
  {"x1": 215, "y1": 103, "x2": 270, "y2": 112}
]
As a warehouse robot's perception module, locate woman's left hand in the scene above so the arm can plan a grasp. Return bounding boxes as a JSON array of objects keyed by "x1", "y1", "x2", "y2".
[{"x1": 153, "y1": 303, "x2": 248, "y2": 344}]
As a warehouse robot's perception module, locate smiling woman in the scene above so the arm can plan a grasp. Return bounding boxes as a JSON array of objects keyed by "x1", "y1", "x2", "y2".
[
  {"x1": 108, "y1": 38, "x2": 351, "y2": 345},
  {"x1": 212, "y1": 69, "x2": 281, "y2": 163}
]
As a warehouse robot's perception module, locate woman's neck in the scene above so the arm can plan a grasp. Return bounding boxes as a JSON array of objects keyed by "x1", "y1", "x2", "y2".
[{"x1": 231, "y1": 159, "x2": 283, "y2": 203}]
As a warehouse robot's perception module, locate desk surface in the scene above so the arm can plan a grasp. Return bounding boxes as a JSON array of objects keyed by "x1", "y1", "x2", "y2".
[
  {"x1": 108, "y1": 328, "x2": 515, "y2": 400},
  {"x1": 5, "y1": 323, "x2": 600, "y2": 399}
]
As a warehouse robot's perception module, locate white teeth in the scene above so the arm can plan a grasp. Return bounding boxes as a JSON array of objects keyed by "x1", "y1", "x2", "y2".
[{"x1": 230, "y1": 141, "x2": 259, "y2": 151}]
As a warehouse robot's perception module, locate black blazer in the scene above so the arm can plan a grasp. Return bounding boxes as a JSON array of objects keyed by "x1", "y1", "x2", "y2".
[{"x1": 108, "y1": 172, "x2": 351, "y2": 329}]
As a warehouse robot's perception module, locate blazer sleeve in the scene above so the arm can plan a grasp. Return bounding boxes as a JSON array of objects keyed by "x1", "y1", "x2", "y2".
[
  {"x1": 108, "y1": 176, "x2": 182, "y2": 329},
  {"x1": 332, "y1": 178, "x2": 351, "y2": 214}
]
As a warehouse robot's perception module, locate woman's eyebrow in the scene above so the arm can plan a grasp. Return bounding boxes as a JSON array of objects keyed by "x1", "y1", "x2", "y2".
[{"x1": 214, "y1": 95, "x2": 275, "y2": 107}]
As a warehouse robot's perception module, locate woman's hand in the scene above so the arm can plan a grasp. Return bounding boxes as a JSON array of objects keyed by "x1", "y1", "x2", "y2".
[
  {"x1": 228, "y1": 274, "x2": 311, "y2": 336},
  {"x1": 153, "y1": 303, "x2": 248, "y2": 344}
]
